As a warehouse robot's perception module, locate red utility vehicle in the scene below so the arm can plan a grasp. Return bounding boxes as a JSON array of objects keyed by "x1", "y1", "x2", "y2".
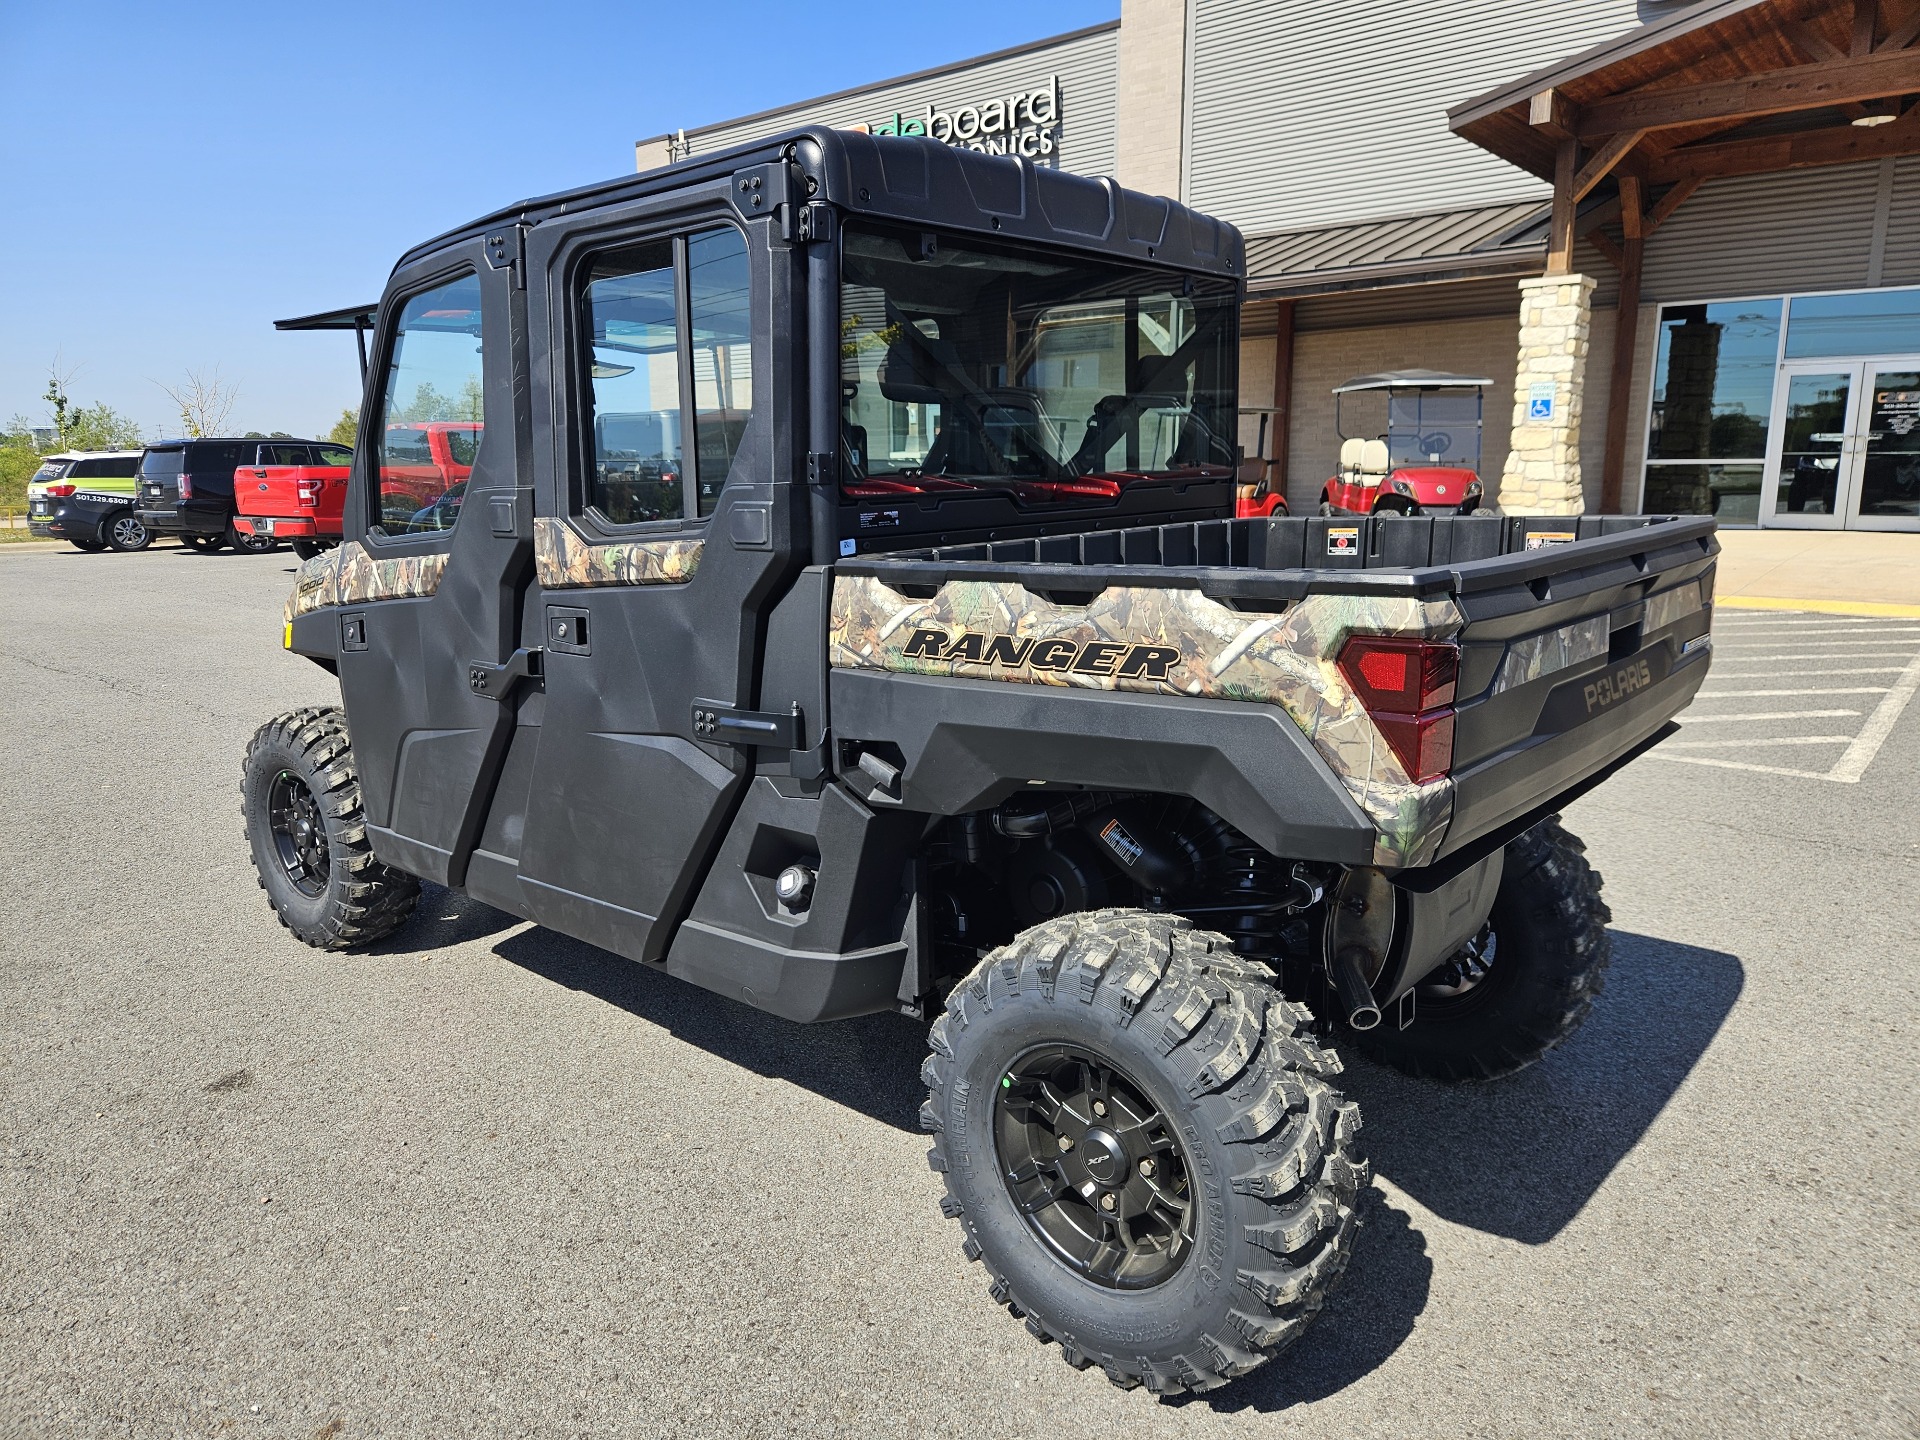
[
  {"x1": 378, "y1": 420, "x2": 482, "y2": 530},
  {"x1": 1318, "y1": 370, "x2": 1490, "y2": 516},
  {"x1": 233, "y1": 442, "x2": 355, "y2": 558}
]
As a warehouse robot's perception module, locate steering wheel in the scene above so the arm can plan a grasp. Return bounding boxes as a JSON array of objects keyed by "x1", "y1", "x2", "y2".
[{"x1": 1418, "y1": 432, "x2": 1453, "y2": 456}]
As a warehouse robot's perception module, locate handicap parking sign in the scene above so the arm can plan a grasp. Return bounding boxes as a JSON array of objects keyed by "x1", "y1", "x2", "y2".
[{"x1": 1528, "y1": 382, "x2": 1556, "y2": 421}]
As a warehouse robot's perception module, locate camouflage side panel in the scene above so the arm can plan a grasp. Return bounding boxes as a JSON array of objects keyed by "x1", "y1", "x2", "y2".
[
  {"x1": 336, "y1": 543, "x2": 448, "y2": 606},
  {"x1": 282, "y1": 542, "x2": 447, "y2": 622},
  {"x1": 1492, "y1": 614, "x2": 1608, "y2": 694},
  {"x1": 534, "y1": 516, "x2": 703, "y2": 589},
  {"x1": 286, "y1": 547, "x2": 343, "y2": 622},
  {"x1": 829, "y1": 574, "x2": 1463, "y2": 867}
]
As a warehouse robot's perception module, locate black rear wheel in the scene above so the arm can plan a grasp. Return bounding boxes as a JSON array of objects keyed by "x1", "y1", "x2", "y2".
[
  {"x1": 105, "y1": 511, "x2": 151, "y2": 553},
  {"x1": 925, "y1": 910, "x2": 1369, "y2": 1395},
  {"x1": 182, "y1": 533, "x2": 225, "y2": 552},
  {"x1": 1352, "y1": 816, "x2": 1610, "y2": 1082},
  {"x1": 242, "y1": 707, "x2": 419, "y2": 949},
  {"x1": 68, "y1": 536, "x2": 107, "y2": 552},
  {"x1": 228, "y1": 518, "x2": 278, "y2": 554}
]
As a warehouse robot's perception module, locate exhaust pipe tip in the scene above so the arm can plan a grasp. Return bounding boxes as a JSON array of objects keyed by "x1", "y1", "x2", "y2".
[{"x1": 1331, "y1": 945, "x2": 1383, "y2": 1031}]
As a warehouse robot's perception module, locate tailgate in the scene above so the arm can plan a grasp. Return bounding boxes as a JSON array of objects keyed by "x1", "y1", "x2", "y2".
[
  {"x1": 1435, "y1": 517, "x2": 1717, "y2": 864},
  {"x1": 235, "y1": 465, "x2": 347, "y2": 526}
]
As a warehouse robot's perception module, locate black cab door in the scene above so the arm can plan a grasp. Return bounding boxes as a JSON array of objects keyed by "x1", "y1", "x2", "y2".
[
  {"x1": 507, "y1": 170, "x2": 806, "y2": 962},
  {"x1": 333, "y1": 235, "x2": 534, "y2": 887}
]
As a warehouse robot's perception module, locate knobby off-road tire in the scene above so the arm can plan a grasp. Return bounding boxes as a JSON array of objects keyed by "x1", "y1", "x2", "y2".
[
  {"x1": 241, "y1": 706, "x2": 419, "y2": 949},
  {"x1": 923, "y1": 910, "x2": 1369, "y2": 1396},
  {"x1": 1353, "y1": 815, "x2": 1610, "y2": 1082}
]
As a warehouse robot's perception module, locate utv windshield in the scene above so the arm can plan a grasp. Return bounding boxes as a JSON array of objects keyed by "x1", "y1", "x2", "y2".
[{"x1": 840, "y1": 225, "x2": 1236, "y2": 505}]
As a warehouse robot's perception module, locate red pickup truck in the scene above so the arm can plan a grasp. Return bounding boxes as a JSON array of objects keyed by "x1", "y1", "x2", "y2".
[
  {"x1": 233, "y1": 422, "x2": 483, "y2": 553},
  {"x1": 232, "y1": 442, "x2": 355, "y2": 558}
]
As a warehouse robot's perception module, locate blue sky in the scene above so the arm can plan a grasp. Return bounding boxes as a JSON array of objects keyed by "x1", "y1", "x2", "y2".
[{"x1": 0, "y1": 0, "x2": 1115, "y2": 440}]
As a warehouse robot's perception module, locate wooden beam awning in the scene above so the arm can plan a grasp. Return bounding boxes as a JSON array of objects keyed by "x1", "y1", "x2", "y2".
[{"x1": 1450, "y1": 0, "x2": 1920, "y2": 190}]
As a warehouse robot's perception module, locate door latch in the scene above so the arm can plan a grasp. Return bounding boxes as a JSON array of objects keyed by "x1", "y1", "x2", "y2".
[
  {"x1": 691, "y1": 700, "x2": 803, "y2": 749},
  {"x1": 468, "y1": 647, "x2": 543, "y2": 700}
]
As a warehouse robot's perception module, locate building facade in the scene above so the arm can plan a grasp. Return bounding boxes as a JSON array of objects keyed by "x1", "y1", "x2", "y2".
[{"x1": 638, "y1": 0, "x2": 1920, "y2": 530}]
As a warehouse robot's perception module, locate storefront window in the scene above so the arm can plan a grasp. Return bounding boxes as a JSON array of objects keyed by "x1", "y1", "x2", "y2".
[
  {"x1": 1784, "y1": 288, "x2": 1920, "y2": 359},
  {"x1": 1642, "y1": 298, "x2": 1781, "y2": 521}
]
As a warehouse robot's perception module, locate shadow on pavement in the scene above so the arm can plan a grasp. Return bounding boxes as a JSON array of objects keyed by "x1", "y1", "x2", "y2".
[
  {"x1": 1345, "y1": 930, "x2": 1743, "y2": 1247},
  {"x1": 492, "y1": 922, "x2": 930, "y2": 1134},
  {"x1": 465, "y1": 908, "x2": 1736, "y2": 1410},
  {"x1": 1191, "y1": 929, "x2": 1740, "y2": 1412}
]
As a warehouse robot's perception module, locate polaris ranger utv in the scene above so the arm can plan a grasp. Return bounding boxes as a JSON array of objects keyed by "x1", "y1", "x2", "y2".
[{"x1": 243, "y1": 129, "x2": 1715, "y2": 1397}]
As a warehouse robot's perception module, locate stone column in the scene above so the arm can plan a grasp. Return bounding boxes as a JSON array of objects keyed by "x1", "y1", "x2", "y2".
[
  {"x1": 1498, "y1": 273, "x2": 1596, "y2": 515},
  {"x1": 1117, "y1": 0, "x2": 1187, "y2": 197}
]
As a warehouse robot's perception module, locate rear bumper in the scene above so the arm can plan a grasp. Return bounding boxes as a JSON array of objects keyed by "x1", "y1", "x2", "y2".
[
  {"x1": 28, "y1": 521, "x2": 55, "y2": 538},
  {"x1": 136, "y1": 508, "x2": 222, "y2": 535},
  {"x1": 234, "y1": 516, "x2": 320, "y2": 537}
]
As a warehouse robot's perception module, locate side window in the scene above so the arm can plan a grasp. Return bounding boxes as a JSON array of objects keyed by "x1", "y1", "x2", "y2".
[
  {"x1": 103, "y1": 457, "x2": 139, "y2": 478},
  {"x1": 265, "y1": 444, "x2": 308, "y2": 466},
  {"x1": 375, "y1": 272, "x2": 485, "y2": 535},
  {"x1": 315, "y1": 444, "x2": 354, "y2": 467},
  {"x1": 582, "y1": 239, "x2": 683, "y2": 524},
  {"x1": 577, "y1": 223, "x2": 754, "y2": 526},
  {"x1": 70, "y1": 459, "x2": 108, "y2": 479},
  {"x1": 688, "y1": 226, "x2": 752, "y2": 515}
]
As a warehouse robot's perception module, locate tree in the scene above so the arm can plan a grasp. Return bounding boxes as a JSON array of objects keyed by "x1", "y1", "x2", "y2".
[
  {"x1": 65, "y1": 403, "x2": 144, "y2": 451},
  {"x1": 327, "y1": 407, "x2": 359, "y2": 447},
  {"x1": 43, "y1": 364, "x2": 80, "y2": 449},
  {"x1": 156, "y1": 368, "x2": 239, "y2": 438}
]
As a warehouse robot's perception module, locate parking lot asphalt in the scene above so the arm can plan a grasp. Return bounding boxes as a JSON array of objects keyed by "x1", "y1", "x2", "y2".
[{"x1": 3, "y1": 542, "x2": 1916, "y2": 1439}]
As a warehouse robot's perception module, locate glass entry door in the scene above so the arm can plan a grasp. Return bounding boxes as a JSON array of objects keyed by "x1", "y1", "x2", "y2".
[{"x1": 1762, "y1": 358, "x2": 1920, "y2": 531}]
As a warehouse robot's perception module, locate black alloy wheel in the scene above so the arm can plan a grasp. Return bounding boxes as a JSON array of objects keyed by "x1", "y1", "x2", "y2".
[
  {"x1": 267, "y1": 769, "x2": 330, "y2": 898},
  {"x1": 995, "y1": 1045, "x2": 1193, "y2": 1291},
  {"x1": 106, "y1": 512, "x2": 151, "y2": 553},
  {"x1": 182, "y1": 533, "x2": 225, "y2": 552}
]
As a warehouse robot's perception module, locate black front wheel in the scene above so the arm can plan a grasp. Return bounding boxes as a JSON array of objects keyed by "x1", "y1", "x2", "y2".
[
  {"x1": 924, "y1": 910, "x2": 1369, "y2": 1395},
  {"x1": 241, "y1": 707, "x2": 419, "y2": 949},
  {"x1": 1352, "y1": 816, "x2": 1610, "y2": 1082},
  {"x1": 105, "y1": 511, "x2": 152, "y2": 553}
]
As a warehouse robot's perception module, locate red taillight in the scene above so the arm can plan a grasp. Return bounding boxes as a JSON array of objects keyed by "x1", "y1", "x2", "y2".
[
  {"x1": 296, "y1": 478, "x2": 320, "y2": 506},
  {"x1": 46, "y1": 483, "x2": 76, "y2": 497},
  {"x1": 179, "y1": 473, "x2": 193, "y2": 498},
  {"x1": 1337, "y1": 635, "x2": 1459, "y2": 782}
]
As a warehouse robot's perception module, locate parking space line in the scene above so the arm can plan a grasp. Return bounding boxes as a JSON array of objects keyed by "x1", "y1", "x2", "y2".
[
  {"x1": 1711, "y1": 626, "x2": 1920, "y2": 636},
  {"x1": 1678, "y1": 709, "x2": 1860, "y2": 723},
  {"x1": 1697, "y1": 686, "x2": 1891, "y2": 697},
  {"x1": 1828, "y1": 650, "x2": 1920, "y2": 783},
  {"x1": 1643, "y1": 753, "x2": 1839, "y2": 779},
  {"x1": 1705, "y1": 661, "x2": 1914, "y2": 670},
  {"x1": 1663, "y1": 735, "x2": 1854, "y2": 750}
]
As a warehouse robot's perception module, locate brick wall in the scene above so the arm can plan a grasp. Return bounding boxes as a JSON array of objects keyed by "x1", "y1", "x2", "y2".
[{"x1": 1248, "y1": 301, "x2": 1631, "y2": 513}]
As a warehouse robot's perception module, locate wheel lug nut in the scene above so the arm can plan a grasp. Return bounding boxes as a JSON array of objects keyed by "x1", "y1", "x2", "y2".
[
  {"x1": 1092, "y1": 1100, "x2": 1107, "y2": 1117},
  {"x1": 1139, "y1": 1159, "x2": 1155, "y2": 1178},
  {"x1": 1099, "y1": 1193, "x2": 1116, "y2": 1211},
  {"x1": 1058, "y1": 1135, "x2": 1075, "y2": 1152}
]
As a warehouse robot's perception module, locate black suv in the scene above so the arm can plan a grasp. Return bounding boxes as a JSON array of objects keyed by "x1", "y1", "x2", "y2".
[{"x1": 134, "y1": 438, "x2": 321, "y2": 553}]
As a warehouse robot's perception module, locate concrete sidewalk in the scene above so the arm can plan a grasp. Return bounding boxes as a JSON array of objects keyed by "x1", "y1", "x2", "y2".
[{"x1": 1712, "y1": 529, "x2": 1920, "y2": 616}]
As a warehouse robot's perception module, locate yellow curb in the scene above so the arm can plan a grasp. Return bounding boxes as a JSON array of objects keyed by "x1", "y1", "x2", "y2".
[{"x1": 1716, "y1": 596, "x2": 1920, "y2": 619}]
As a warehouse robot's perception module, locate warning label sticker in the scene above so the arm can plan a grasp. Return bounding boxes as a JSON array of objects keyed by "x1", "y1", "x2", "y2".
[
  {"x1": 1525, "y1": 531, "x2": 1578, "y2": 550},
  {"x1": 1327, "y1": 526, "x2": 1360, "y2": 556}
]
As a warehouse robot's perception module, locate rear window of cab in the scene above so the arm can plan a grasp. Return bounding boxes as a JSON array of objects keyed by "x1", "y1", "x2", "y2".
[{"x1": 139, "y1": 449, "x2": 186, "y2": 477}]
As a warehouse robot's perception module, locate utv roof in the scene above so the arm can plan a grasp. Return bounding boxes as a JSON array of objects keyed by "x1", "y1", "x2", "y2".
[
  {"x1": 390, "y1": 128, "x2": 1245, "y2": 282},
  {"x1": 37, "y1": 449, "x2": 144, "y2": 461},
  {"x1": 1332, "y1": 370, "x2": 1494, "y2": 393}
]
